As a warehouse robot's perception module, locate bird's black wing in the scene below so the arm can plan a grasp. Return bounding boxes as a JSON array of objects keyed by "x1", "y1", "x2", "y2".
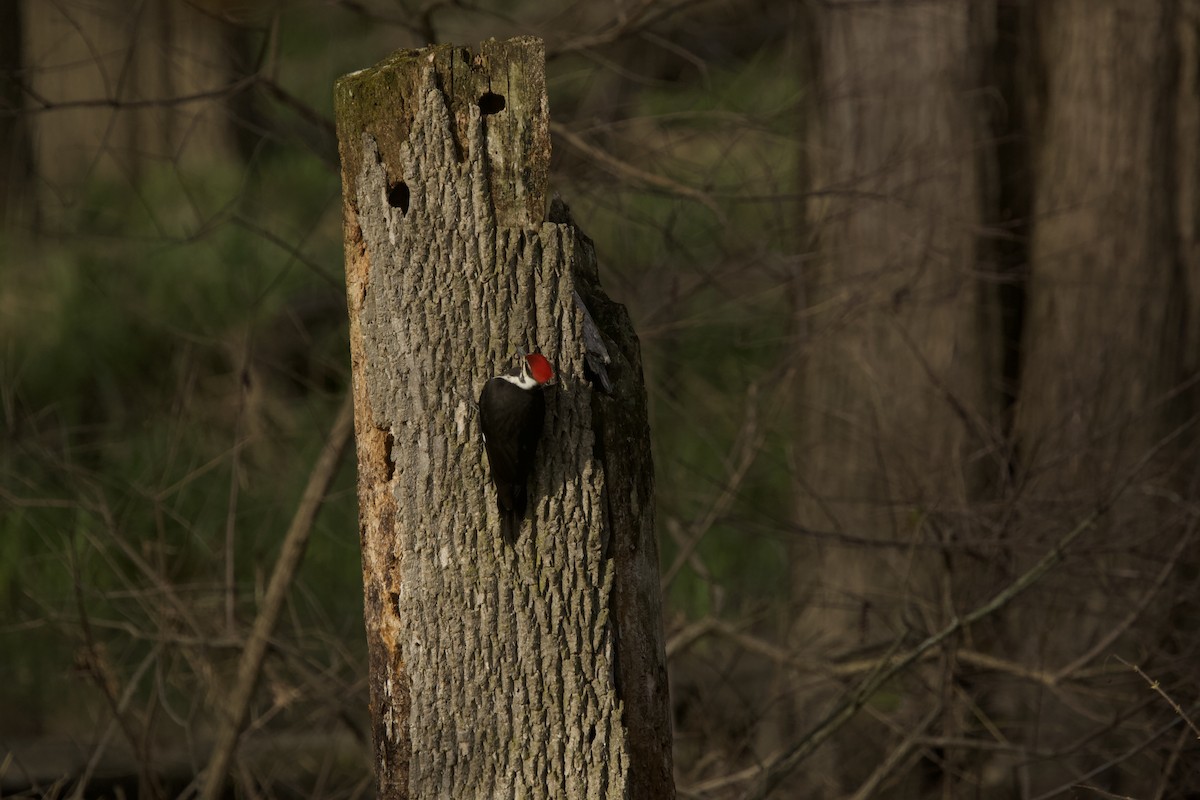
[
  {"x1": 479, "y1": 378, "x2": 541, "y2": 510},
  {"x1": 517, "y1": 390, "x2": 546, "y2": 483}
]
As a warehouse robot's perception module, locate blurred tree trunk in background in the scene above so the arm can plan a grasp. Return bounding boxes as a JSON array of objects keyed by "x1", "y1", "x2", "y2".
[
  {"x1": 0, "y1": 0, "x2": 31, "y2": 225},
  {"x1": 1019, "y1": 0, "x2": 1184, "y2": 501},
  {"x1": 22, "y1": 0, "x2": 240, "y2": 215},
  {"x1": 1009, "y1": 0, "x2": 1198, "y2": 790},
  {"x1": 785, "y1": 1, "x2": 1200, "y2": 796},
  {"x1": 1182, "y1": 0, "x2": 1200, "y2": 371},
  {"x1": 792, "y1": 1, "x2": 995, "y2": 794}
]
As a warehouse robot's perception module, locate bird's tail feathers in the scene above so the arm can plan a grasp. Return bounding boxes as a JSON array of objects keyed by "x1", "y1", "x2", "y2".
[
  {"x1": 497, "y1": 486, "x2": 527, "y2": 546},
  {"x1": 500, "y1": 507, "x2": 520, "y2": 546}
]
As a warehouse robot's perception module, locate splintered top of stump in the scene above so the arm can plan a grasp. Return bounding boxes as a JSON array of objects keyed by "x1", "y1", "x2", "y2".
[{"x1": 334, "y1": 36, "x2": 550, "y2": 230}]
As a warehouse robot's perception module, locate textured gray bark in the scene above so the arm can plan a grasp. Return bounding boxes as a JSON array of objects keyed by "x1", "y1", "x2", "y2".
[{"x1": 335, "y1": 38, "x2": 673, "y2": 800}]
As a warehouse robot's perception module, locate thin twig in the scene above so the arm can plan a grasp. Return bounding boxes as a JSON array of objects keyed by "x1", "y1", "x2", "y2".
[
  {"x1": 698, "y1": 616, "x2": 1079, "y2": 687},
  {"x1": 1151, "y1": 726, "x2": 1192, "y2": 800},
  {"x1": 198, "y1": 393, "x2": 355, "y2": 800},
  {"x1": 547, "y1": 0, "x2": 708, "y2": 58},
  {"x1": 70, "y1": 645, "x2": 162, "y2": 800},
  {"x1": 1121, "y1": 659, "x2": 1200, "y2": 740},
  {"x1": 1028, "y1": 708, "x2": 1198, "y2": 800},
  {"x1": 844, "y1": 702, "x2": 942, "y2": 800},
  {"x1": 7, "y1": 75, "x2": 259, "y2": 116},
  {"x1": 680, "y1": 752, "x2": 786, "y2": 796},
  {"x1": 739, "y1": 417, "x2": 1195, "y2": 799},
  {"x1": 663, "y1": 380, "x2": 771, "y2": 590},
  {"x1": 741, "y1": 506, "x2": 1104, "y2": 800},
  {"x1": 665, "y1": 518, "x2": 715, "y2": 587},
  {"x1": 1053, "y1": 517, "x2": 1199, "y2": 683},
  {"x1": 70, "y1": 545, "x2": 163, "y2": 798},
  {"x1": 225, "y1": 348, "x2": 251, "y2": 634},
  {"x1": 551, "y1": 121, "x2": 726, "y2": 220},
  {"x1": 664, "y1": 616, "x2": 718, "y2": 661}
]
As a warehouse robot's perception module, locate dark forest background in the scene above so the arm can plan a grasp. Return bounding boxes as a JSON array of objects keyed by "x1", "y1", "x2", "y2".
[{"x1": 2, "y1": 0, "x2": 1199, "y2": 798}]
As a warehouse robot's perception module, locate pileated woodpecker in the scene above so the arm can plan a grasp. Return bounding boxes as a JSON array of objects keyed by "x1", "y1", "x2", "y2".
[{"x1": 478, "y1": 352, "x2": 555, "y2": 543}]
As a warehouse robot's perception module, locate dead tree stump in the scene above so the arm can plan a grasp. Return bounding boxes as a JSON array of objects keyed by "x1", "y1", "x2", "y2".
[{"x1": 334, "y1": 36, "x2": 674, "y2": 800}]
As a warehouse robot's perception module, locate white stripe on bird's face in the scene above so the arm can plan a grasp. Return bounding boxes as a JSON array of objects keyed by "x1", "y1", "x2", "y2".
[{"x1": 498, "y1": 365, "x2": 539, "y2": 390}]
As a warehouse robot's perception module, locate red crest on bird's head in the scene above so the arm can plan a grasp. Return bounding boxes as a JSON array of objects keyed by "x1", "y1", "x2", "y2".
[{"x1": 525, "y1": 353, "x2": 555, "y2": 385}]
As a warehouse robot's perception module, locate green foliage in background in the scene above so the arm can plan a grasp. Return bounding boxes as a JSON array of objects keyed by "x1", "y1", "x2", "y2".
[
  {"x1": 0, "y1": 5, "x2": 805, "y2": 741},
  {"x1": 0, "y1": 154, "x2": 360, "y2": 729}
]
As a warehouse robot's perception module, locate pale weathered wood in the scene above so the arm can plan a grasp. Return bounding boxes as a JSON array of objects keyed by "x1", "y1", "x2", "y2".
[{"x1": 335, "y1": 37, "x2": 672, "y2": 800}]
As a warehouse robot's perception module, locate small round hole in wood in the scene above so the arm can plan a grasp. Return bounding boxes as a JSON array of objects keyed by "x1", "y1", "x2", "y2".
[
  {"x1": 387, "y1": 181, "x2": 410, "y2": 215},
  {"x1": 478, "y1": 92, "x2": 506, "y2": 116}
]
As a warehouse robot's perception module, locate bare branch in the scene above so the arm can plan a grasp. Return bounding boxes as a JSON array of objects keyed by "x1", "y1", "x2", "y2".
[
  {"x1": 551, "y1": 121, "x2": 725, "y2": 220},
  {"x1": 1122, "y1": 659, "x2": 1200, "y2": 741},
  {"x1": 199, "y1": 393, "x2": 355, "y2": 800},
  {"x1": 741, "y1": 481, "x2": 1139, "y2": 798},
  {"x1": 843, "y1": 703, "x2": 941, "y2": 800},
  {"x1": 662, "y1": 381, "x2": 766, "y2": 589}
]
